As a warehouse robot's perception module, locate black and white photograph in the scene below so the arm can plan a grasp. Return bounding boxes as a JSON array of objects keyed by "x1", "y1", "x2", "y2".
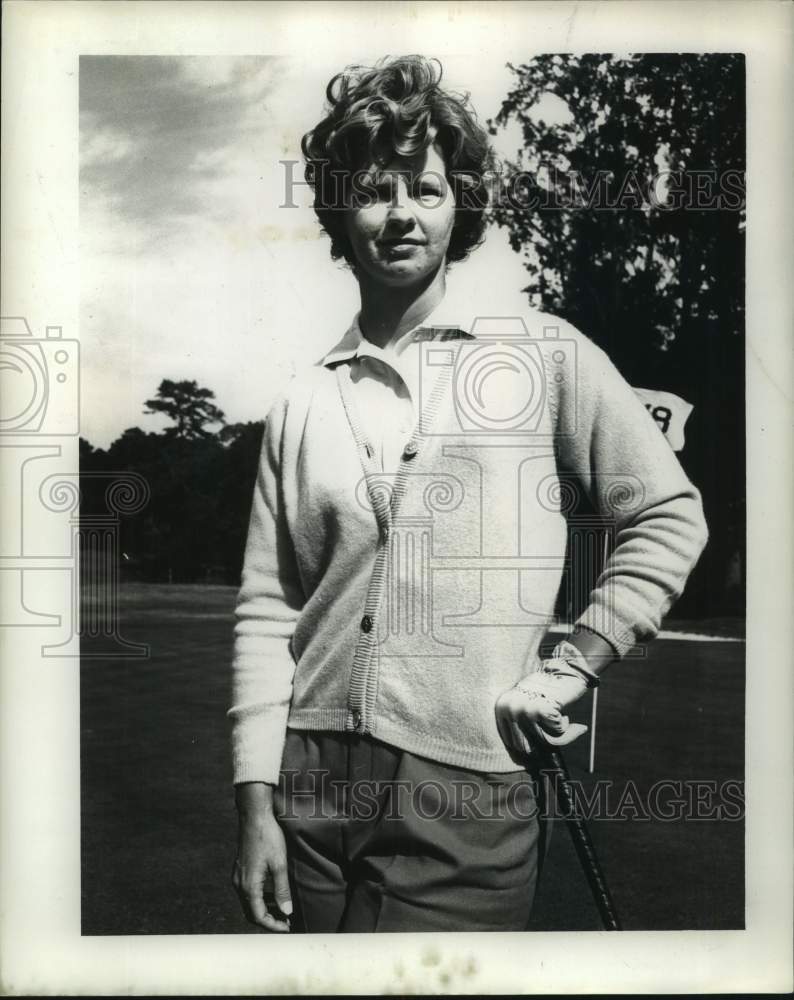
[{"x1": 1, "y1": 1, "x2": 792, "y2": 995}]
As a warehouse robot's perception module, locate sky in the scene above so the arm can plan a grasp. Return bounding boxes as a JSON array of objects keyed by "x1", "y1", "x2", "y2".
[{"x1": 79, "y1": 54, "x2": 549, "y2": 448}]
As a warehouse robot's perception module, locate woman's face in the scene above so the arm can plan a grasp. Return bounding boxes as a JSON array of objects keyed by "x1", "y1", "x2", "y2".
[{"x1": 343, "y1": 142, "x2": 456, "y2": 289}]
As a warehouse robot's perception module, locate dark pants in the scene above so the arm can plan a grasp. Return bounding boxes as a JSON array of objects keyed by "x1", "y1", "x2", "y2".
[{"x1": 273, "y1": 730, "x2": 543, "y2": 932}]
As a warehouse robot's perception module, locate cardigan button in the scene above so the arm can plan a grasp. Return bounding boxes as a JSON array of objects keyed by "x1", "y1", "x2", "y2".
[
  {"x1": 351, "y1": 709, "x2": 362, "y2": 729},
  {"x1": 360, "y1": 614, "x2": 373, "y2": 633},
  {"x1": 403, "y1": 442, "x2": 418, "y2": 459}
]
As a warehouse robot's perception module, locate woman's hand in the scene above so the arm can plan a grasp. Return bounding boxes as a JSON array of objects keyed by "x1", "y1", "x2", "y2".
[
  {"x1": 495, "y1": 657, "x2": 591, "y2": 756},
  {"x1": 496, "y1": 635, "x2": 613, "y2": 756},
  {"x1": 232, "y1": 782, "x2": 293, "y2": 932}
]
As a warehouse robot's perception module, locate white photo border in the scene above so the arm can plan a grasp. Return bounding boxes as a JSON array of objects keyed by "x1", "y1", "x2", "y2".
[{"x1": 1, "y1": 0, "x2": 791, "y2": 994}]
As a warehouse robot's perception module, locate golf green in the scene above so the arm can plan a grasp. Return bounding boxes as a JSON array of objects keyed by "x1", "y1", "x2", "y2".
[{"x1": 81, "y1": 584, "x2": 744, "y2": 934}]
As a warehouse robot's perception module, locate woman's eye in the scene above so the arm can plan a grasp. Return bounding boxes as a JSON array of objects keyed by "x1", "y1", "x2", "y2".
[
  {"x1": 415, "y1": 184, "x2": 443, "y2": 201},
  {"x1": 349, "y1": 179, "x2": 389, "y2": 207}
]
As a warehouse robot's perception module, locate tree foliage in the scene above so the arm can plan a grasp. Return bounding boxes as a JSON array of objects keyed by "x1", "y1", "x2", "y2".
[
  {"x1": 143, "y1": 378, "x2": 226, "y2": 439},
  {"x1": 80, "y1": 412, "x2": 263, "y2": 585},
  {"x1": 489, "y1": 53, "x2": 744, "y2": 382}
]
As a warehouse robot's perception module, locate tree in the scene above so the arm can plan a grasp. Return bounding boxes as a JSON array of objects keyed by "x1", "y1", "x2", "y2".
[
  {"x1": 143, "y1": 378, "x2": 226, "y2": 439},
  {"x1": 81, "y1": 389, "x2": 262, "y2": 585},
  {"x1": 488, "y1": 54, "x2": 744, "y2": 384},
  {"x1": 218, "y1": 420, "x2": 264, "y2": 449},
  {"x1": 215, "y1": 420, "x2": 265, "y2": 581},
  {"x1": 488, "y1": 54, "x2": 745, "y2": 615}
]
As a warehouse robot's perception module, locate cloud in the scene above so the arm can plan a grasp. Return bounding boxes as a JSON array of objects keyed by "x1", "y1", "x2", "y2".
[
  {"x1": 80, "y1": 116, "x2": 135, "y2": 170},
  {"x1": 177, "y1": 56, "x2": 278, "y2": 102},
  {"x1": 80, "y1": 56, "x2": 284, "y2": 251}
]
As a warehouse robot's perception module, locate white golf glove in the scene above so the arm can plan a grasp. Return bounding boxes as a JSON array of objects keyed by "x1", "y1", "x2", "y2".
[{"x1": 496, "y1": 640, "x2": 600, "y2": 754}]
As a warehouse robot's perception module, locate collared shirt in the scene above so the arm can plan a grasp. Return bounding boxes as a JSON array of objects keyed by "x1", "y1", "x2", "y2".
[{"x1": 320, "y1": 302, "x2": 471, "y2": 476}]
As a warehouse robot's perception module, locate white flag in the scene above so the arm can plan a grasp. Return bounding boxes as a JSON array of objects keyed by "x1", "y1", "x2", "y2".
[{"x1": 632, "y1": 387, "x2": 694, "y2": 452}]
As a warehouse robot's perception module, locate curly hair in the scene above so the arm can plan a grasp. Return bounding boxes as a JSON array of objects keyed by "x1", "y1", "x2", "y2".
[{"x1": 301, "y1": 55, "x2": 494, "y2": 268}]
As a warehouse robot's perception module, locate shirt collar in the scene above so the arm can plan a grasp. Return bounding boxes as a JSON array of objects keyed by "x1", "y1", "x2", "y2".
[
  {"x1": 319, "y1": 319, "x2": 363, "y2": 367},
  {"x1": 319, "y1": 296, "x2": 472, "y2": 369}
]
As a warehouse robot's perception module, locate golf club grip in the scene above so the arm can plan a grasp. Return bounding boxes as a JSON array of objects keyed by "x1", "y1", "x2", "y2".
[{"x1": 545, "y1": 748, "x2": 622, "y2": 931}]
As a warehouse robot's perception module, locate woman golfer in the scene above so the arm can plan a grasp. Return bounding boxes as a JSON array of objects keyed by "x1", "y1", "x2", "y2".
[{"x1": 229, "y1": 55, "x2": 708, "y2": 933}]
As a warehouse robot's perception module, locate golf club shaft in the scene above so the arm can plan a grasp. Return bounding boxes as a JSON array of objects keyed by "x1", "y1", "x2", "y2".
[{"x1": 544, "y1": 747, "x2": 622, "y2": 931}]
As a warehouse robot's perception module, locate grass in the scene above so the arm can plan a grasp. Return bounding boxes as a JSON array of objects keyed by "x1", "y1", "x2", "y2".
[{"x1": 81, "y1": 584, "x2": 744, "y2": 934}]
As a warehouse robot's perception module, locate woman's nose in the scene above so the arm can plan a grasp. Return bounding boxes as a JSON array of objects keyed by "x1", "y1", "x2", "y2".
[
  {"x1": 386, "y1": 204, "x2": 414, "y2": 230},
  {"x1": 387, "y1": 177, "x2": 414, "y2": 218}
]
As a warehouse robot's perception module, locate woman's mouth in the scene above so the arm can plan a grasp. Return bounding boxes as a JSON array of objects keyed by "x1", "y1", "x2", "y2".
[{"x1": 379, "y1": 238, "x2": 423, "y2": 254}]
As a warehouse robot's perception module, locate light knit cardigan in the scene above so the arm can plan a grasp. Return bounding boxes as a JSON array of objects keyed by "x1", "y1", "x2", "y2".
[{"x1": 229, "y1": 316, "x2": 708, "y2": 784}]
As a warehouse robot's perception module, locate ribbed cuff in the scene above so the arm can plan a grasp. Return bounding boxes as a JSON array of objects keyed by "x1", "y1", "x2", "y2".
[
  {"x1": 574, "y1": 596, "x2": 643, "y2": 659},
  {"x1": 230, "y1": 703, "x2": 290, "y2": 785}
]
